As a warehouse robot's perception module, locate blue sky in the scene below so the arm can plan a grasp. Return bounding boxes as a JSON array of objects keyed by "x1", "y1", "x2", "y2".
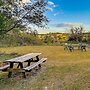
[{"x1": 39, "y1": 0, "x2": 90, "y2": 33}]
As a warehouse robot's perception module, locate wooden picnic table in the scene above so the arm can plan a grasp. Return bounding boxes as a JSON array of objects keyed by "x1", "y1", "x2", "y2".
[{"x1": 5, "y1": 53, "x2": 42, "y2": 78}]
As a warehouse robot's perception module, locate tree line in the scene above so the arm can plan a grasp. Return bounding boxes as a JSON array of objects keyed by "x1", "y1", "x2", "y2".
[{"x1": 0, "y1": 30, "x2": 90, "y2": 47}]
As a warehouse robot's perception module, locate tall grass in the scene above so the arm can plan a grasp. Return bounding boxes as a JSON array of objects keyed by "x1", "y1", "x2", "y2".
[{"x1": 0, "y1": 46, "x2": 90, "y2": 90}]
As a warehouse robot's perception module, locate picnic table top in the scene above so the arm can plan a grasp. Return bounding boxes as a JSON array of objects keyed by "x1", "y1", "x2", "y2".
[{"x1": 5, "y1": 53, "x2": 41, "y2": 63}]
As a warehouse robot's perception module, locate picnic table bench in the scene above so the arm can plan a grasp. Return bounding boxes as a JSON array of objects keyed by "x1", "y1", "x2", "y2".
[
  {"x1": 23, "y1": 58, "x2": 47, "y2": 71},
  {"x1": 63, "y1": 44, "x2": 74, "y2": 52},
  {"x1": 63, "y1": 43, "x2": 87, "y2": 52},
  {"x1": 0, "y1": 53, "x2": 47, "y2": 78},
  {"x1": 0, "y1": 64, "x2": 10, "y2": 71},
  {"x1": 78, "y1": 44, "x2": 86, "y2": 51}
]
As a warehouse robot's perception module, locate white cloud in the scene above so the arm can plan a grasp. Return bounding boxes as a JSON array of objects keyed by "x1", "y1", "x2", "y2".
[
  {"x1": 53, "y1": 10, "x2": 64, "y2": 16},
  {"x1": 47, "y1": 1, "x2": 57, "y2": 12},
  {"x1": 46, "y1": 6, "x2": 53, "y2": 12},
  {"x1": 53, "y1": 5, "x2": 57, "y2": 7},
  {"x1": 56, "y1": 23, "x2": 83, "y2": 28},
  {"x1": 54, "y1": 12, "x2": 59, "y2": 16},
  {"x1": 48, "y1": 1, "x2": 54, "y2": 5},
  {"x1": 22, "y1": 0, "x2": 31, "y2": 3},
  {"x1": 48, "y1": 1, "x2": 57, "y2": 8}
]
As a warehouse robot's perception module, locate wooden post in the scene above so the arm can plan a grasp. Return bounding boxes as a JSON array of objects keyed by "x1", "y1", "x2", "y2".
[
  {"x1": 8, "y1": 62, "x2": 14, "y2": 78},
  {"x1": 36, "y1": 56, "x2": 41, "y2": 67},
  {"x1": 18, "y1": 62, "x2": 26, "y2": 78},
  {"x1": 27, "y1": 58, "x2": 33, "y2": 66}
]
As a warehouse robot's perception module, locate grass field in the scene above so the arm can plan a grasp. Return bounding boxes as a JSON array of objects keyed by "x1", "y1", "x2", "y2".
[{"x1": 0, "y1": 46, "x2": 90, "y2": 90}]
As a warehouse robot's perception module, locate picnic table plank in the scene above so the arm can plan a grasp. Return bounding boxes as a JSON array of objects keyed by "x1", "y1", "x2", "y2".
[
  {"x1": 0, "y1": 65, "x2": 10, "y2": 70},
  {"x1": 5, "y1": 53, "x2": 41, "y2": 63},
  {"x1": 23, "y1": 58, "x2": 47, "y2": 71}
]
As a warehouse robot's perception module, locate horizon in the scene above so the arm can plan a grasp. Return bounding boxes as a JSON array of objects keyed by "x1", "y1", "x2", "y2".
[{"x1": 38, "y1": 31, "x2": 90, "y2": 34}]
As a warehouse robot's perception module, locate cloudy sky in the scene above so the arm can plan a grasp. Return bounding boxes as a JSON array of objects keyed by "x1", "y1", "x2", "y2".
[
  {"x1": 43, "y1": 0, "x2": 90, "y2": 33},
  {"x1": 23, "y1": 0, "x2": 90, "y2": 33}
]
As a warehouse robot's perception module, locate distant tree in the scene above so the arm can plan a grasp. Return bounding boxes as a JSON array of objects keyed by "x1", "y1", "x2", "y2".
[
  {"x1": 0, "y1": 0, "x2": 48, "y2": 35},
  {"x1": 68, "y1": 26, "x2": 84, "y2": 42},
  {"x1": 32, "y1": 29, "x2": 38, "y2": 36},
  {"x1": 87, "y1": 32, "x2": 90, "y2": 44}
]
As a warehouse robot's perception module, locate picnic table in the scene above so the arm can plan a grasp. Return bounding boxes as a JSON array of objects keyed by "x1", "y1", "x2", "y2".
[
  {"x1": 78, "y1": 43, "x2": 86, "y2": 51},
  {"x1": 0, "y1": 53, "x2": 47, "y2": 78},
  {"x1": 63, "y1": 43, "x2": 74, "y2": 52}
]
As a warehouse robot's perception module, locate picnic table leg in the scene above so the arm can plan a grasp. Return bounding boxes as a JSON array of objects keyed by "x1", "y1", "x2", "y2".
[
  {"x1": 17, "y1": 62, "x2": 23, "y2": 68},
  {"x1": 27, "y1": 60, "x2": 31, "y2": 66},
  {"x1": 19, "y1": 62, "x2": 26, "y2": 78},
  {"x1": 8, "y1": 62, "x2": 14, "y2": 78},
  {"x1": 85, "y1": 48, "x2": 86, "y2": 51},
  {"x1": 36, "y1": 56, "x2": 41, "y2": 67},
  {"x1": 27, "y1": 58, "x2": 33, "y2": 66},
  {"x1": 17, "y1": 64, "x2": 19, "y2": 68}
]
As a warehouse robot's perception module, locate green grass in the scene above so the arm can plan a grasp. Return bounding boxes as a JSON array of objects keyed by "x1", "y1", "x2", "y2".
[
  {"x1": 0, "y1": 54, "x2": 15, "y2": 62},
  {"x1": 0, "y1": 46, "x2": 90, "y2": 90}
]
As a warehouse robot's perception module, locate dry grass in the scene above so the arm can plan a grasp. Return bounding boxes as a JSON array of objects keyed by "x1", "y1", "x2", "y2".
[{"x1": 0, "y1": 46, "x2": 90, "y2": 90}]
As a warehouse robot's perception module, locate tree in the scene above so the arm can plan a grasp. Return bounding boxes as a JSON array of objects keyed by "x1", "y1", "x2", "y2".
[
  {"x1": 68, "y1": 26, "x2": 84, "y2": 42},
  {"x1": 0, "y1": 0, "x2": 48, "y2": 35}
]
